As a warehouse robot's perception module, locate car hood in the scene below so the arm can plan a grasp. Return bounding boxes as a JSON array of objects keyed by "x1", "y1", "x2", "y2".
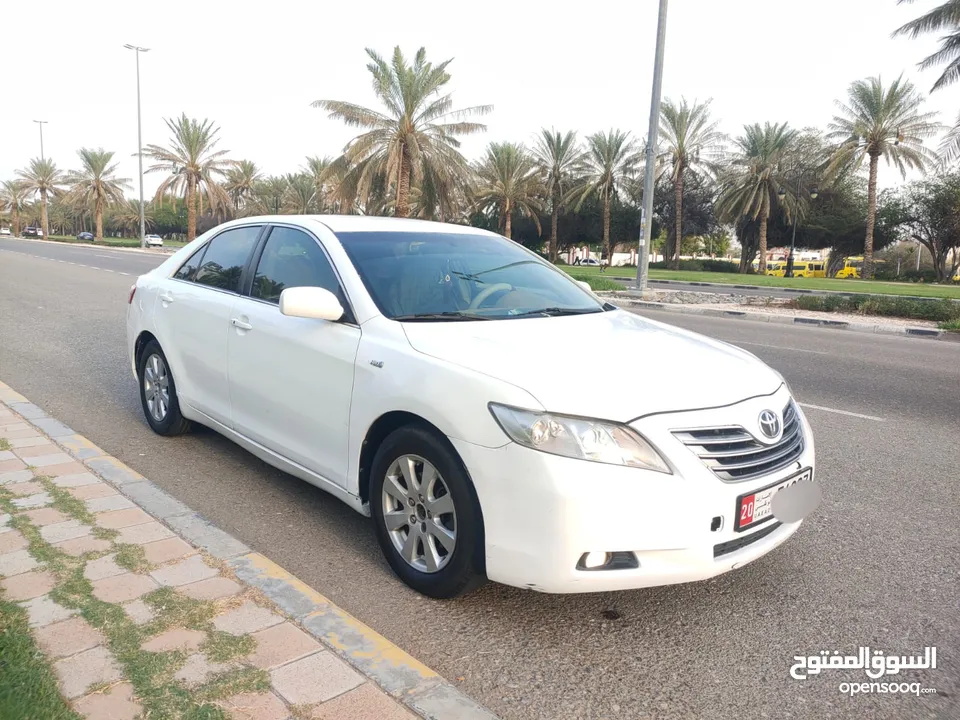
[{"x1": 401, "y1": 309, "x2": 783, "y2": 421}]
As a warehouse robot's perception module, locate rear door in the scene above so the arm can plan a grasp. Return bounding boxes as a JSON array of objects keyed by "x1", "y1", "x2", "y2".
[{"x1": 152, "y1": 225, "x2": 263, "y2": 426}]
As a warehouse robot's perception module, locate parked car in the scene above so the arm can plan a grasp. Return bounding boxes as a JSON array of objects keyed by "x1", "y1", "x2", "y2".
[
  {"x1": 127, "y1": 216, "x2": 817, "y2": 598},
  {"x1": 578, "y1": 257, "x2": 600, "y2": 266},
  {"x1": 0, "y1": 227, "x2": 10, "y2": 236},
  {"x1": 145, "y1": 234, "x2": 164, "y2": 248},
  {"x1": 23, "y1": 226, "x2": 41, "y2": 237},
  {"x1": 77, "y1": 232, "x2": 95, "y2": 242}
]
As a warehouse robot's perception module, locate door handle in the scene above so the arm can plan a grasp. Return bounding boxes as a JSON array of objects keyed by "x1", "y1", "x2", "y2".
[
  {"x1": 231, "y1": 318, "x2": 253, "y2": 331},
  {"x1": 159, "y1": 292, "x2": 174, "y2": 304}
]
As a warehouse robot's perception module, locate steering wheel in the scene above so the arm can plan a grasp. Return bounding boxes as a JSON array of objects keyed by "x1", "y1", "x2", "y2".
[{"x1": 469, "y1": 283, "x2": 513, "y2": 310}]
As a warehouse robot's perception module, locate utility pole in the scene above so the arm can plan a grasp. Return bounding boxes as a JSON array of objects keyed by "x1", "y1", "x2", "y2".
[
  {"x1": 33, "y1": 120, "x2": 48, "y2": 235},
  {"x1": 124, "y1": 44, "x2": 150, "y2": 248},
  {"x1": 637, "y1": 0, "x2": 669, "y2": 291}
]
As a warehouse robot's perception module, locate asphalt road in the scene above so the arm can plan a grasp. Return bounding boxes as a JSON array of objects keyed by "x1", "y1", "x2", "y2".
[{"x1": 1, "y1": 237, "x2": 958, "y2": 720}]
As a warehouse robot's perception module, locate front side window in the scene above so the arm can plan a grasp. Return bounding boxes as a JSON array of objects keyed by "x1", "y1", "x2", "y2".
[
  {"x1": 336, "y1": 231, "x2": 604, "y2": 321},
  {"x1": 193, "y1": 226, "x2": 262, "y2": 292},
  {"x1": 252, "y1": 226, "x2": 343, "y2": 304}
]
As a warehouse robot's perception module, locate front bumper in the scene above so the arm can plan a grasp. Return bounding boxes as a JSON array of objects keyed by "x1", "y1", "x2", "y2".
[{"x1": 453, "y1": 385, "x2": 815, "y2": 593}]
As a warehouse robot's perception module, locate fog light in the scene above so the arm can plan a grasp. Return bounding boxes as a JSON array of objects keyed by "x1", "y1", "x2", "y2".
[{"x1": 583, "y1": 552, "x2": 610, "y2": 569}]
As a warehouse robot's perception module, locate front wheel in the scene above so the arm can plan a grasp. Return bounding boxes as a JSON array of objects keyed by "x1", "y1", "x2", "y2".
[
  {"x1": 370, "y1": 426, "x2": 486, "y2": 599},
  {"x1": 137, "y1": 340, "x2": 191, "y2": 436}
]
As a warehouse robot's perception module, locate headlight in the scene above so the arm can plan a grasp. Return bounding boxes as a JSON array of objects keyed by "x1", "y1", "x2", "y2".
[{"x1": 488, "y1": 403, "x2": 671, "y2": 474}]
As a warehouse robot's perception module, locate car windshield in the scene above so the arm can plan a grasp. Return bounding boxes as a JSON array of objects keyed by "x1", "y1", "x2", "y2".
[{"x1": 336, "y1": 231, "x2": 605, "y2": 320}]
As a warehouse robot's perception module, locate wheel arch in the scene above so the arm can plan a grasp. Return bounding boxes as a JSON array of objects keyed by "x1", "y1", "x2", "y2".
[{"x1": 134, "y1": 330, "x2": 159, "y2": 377}]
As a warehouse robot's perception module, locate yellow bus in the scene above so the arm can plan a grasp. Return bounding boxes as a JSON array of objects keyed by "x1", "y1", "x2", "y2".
[
  {"x1": 791, "y1": 261, "x2": 827, "y2": 278},
  {"x1": 833, "y1": 257, "x2": 886, "y2": 279}
]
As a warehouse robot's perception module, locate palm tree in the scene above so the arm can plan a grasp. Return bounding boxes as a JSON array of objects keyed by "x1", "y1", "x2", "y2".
[
  {"x1": 313, "y1": 46, "x2": 491, "y2": 218},
  {"x1": 144, "y1": 114, "x2": 232, "y2": 241},
  {"x1": 473, "y1": 142, "x2": 543, "y2": 239},
  {"x1": 17, "y1": 158, "x2": 66, "y2": 239},
  {"x1": 716, "y1": 122, "x2": 797, "y2": 274},
  {"x1": 283, "y1": 174, "x2": 317, "y2": 214},
  {"x1": 111, "y1": 199, "x2": 156, "y2": 237},
  {"x1": 223, "y1": 160, "x2": 261, "y2": 211},
  {"x1": 0, "y1": 180, "x2": 30, "y2": 236},
  {"x1": 893, "y1": 1, "x2": 960, "y2": 162},
  {"x1": 659, "y1": 98, "x2": 725, "y2": 268},
  {"x1": 827, "y1": 76, "x2": 939, "y2": 277},
  {"x1": 532, "y1": 129, "x2": 585, "y2": 262},
  {"x1": 64, "y1": 148, "x2": 132, "y2": 241},
  {"x1": 574, "y1": 130, "x2": 640, "y2": 269},
  {"x1": 248, "y1": 176, "x2": 289, "y2": 215},
  {"x1": 303, "y1": 156, "x2": 333, "y2": 212}
]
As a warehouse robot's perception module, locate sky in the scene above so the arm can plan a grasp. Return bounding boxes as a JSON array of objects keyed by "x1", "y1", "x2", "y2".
[{"x1": 1, "y1": 0, "x2": 955, "y2": 198}]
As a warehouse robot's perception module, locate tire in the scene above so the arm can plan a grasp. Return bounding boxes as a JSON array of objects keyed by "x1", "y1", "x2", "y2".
[
  {"x1": 137, "y1": 340, "x2": 191, "y2": 436},
  {"x1": 370, "y1": 425, "x2": 486, "y2": 599}
]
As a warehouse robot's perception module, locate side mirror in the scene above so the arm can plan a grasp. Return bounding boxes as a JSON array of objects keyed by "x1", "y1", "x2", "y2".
[
  {"x1": 279, "y1": 286, "x2": 344, "y2": 322},
  {"x1": 577, "y1": 280, "x2": 593, "y2": 292}
]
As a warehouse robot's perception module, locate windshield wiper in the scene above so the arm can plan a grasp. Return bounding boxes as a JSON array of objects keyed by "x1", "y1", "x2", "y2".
[
  {"x1": 392, "y1": 312, "x2": 493, "y2": 322},
  {"x1": 508, "y1": 307, "x2": 603, "y2": 318}
]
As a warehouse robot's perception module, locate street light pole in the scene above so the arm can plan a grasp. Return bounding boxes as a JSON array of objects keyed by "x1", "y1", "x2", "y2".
[
  {"x1": 637, "y1": 0, "x2": 669, "y2": 291},
  {"x1": 780, "y1": 169, "x2": 818, "y2": 278},
  {"x1": 33, "y1": 120, "x2": 48, "y2": 236},
  {"x1": 124, "y1": 44, "x2": 150, "y2": 249}
]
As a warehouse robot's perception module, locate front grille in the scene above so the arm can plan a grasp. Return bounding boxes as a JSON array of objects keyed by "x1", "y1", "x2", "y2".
[
  {"x1": 673, "y1": 401, "x2": 804, "y2": 482},
  {"x1": 713, "y1": 522, "x2": 782, "y2": 558}
]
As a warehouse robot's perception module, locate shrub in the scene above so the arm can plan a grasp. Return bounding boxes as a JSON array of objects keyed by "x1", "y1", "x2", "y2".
[
  {"x1": 648, "y1": 259, "x2": 739, "y2": 273},
  {"x1": 793, "y1": 295, "x2": 960, "y2": 322}
]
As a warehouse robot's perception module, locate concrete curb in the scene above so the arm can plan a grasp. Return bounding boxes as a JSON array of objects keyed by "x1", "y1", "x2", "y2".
[
  {"x1": 616, "y1": 298, "x2": 956, "y2": 341},
  {"x1": 4, "y1": 235, "x2": 176, "y2": 256},
  {"x1": 0, "y1": 380, "x2": 498, "y2": 720}
]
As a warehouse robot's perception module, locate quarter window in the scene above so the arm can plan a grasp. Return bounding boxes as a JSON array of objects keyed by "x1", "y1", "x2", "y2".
[
  {"x1": 251, "y1": 226, "x2": 343, "y2": 304},
  {"x1": 173, "y1": 246, "x2": 205, "y2": 281},
  {"x1": 193, "y1": 226, "x2": 262, "y2": 292}
]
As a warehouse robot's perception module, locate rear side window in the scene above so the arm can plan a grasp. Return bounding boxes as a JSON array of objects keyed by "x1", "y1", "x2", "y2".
[
  {"x1": 173, "y1": 246, "x2": 205, "y2": 281},
  {"x1": 193, "y1": 226, "x2": 262, "y2": 292}
]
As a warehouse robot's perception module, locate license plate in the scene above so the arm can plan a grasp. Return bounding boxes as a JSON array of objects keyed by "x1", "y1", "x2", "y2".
[{"x1": 735, "y1": 468, "x2": 813, "y2": 532}]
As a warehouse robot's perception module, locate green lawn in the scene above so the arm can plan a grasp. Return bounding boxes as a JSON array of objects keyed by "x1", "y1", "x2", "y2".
[
  {"x1": 46, "y1": 235, "x2": 187, "y2": 250},
  {"x1": 565, "y1": 266, "x2": 960, "y2": 299}
]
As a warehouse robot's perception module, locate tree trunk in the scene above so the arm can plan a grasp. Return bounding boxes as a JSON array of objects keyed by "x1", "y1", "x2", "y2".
[
  {"x1": 758, "y1": 204, "x2": 769, "y2": 274},
  {"x1": 672, "y1": 167, "x2": 684, "y2": 269},
  {"x1": 549, "y1": 185, "x2": 560, "y2": 262},
  {"x1": 395, "y1": 145, "x2": 411, "y2": 218},
  {"x1": 863, "y1": 152, "x2": 880, "y2": 280},
  {"x1": 40, "y1": 189, "x2": 49, "y2": 239},
  {"x1": 12, "y1": 208, "x2": 20, "y2": 237},
  {"x1": 602, "y1": 191, "x2": 612, "y2": 271},
  {"x1": 504, "y1": 198, "x2": 512, "y2": 239},
  {"x1": 95, "y1": 198, "x2": 104, "y2": 242},
  {"x1": 187, "y1": 175, "x2": 198, "y2": 242}
]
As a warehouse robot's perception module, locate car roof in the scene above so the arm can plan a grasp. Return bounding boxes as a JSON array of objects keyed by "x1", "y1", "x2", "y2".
[{"x1": 214, "y1": 215, "x2": 501, "y2": 238}]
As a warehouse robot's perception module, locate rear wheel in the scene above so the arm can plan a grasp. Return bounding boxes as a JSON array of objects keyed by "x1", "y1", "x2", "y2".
[
  {"x1": 370, "y1": 426, "x2": 486, "y2": 599},
  {"x1": 138, "y1": 340, "x2": 191, "y2": 436}
]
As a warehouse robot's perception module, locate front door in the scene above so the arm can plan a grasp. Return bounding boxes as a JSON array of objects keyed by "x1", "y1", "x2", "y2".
[{"x1": 227, "y1": 225, "x2": 360, "y2": 487}]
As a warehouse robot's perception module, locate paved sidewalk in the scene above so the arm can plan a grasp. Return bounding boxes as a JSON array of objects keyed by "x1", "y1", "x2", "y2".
[{"x1": 0, "y1": 381, "x2": 497, "y2": 720}]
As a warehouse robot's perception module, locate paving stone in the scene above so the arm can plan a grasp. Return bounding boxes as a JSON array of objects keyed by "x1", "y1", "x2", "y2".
[
  {"x1": 0, "y1": 469, "x2": 35, "y2": 485},
  {"x1": 30, "y1": 418, "x2": 74, "y2": 438},
  {"x1": 150, "y1": 555, "x2": 219, "y2": 587},
  {"x1": 0, "y1": 429, "x2": 39, "y2": 440},
  {"x1": 0, "y1": 458, "x2": 26, "y2": 473},
  {"x1": 73, "y1": 681, "x2": 142, "y2": 720},
  {"x1": 85, "y1": 457, "x2": 145, "y2": 486},
  {"x1": 122, "y1": 599, "x2": 156, "y2": 625},
  {"x1": 91, "y1": 573, "x2": 158, "y2": 603},
  {"x1": 178, "y1": 576, "x2": 242, "y2": 601},
  {"x1": 84, "y1": 554, "x2": 126, "y2": 581},
  {"x1": 12, "y1": 492, "x2": 53, "y2": 509},
  {"x1": 141, "y1": 537, "x2": 197, "y2": 565},
  {"x1": 25, "y1": 452, "x2": 74, "y2": 468},
  {"x1": 222, "y1": 692, "x2": 291, "y2": 720},
  {"x1": 9, "y1": 437, "x2": 48, "y2": 448},
  {"x1": 0, "y1": 513, "x2": 9, "y2": 532},
  {"x1": 43, "y1": 461, "x2": 89, "y2": 478},
  {"x1": 0, "y1": 450, "x2": 14, "y2": 461},
  {"x1": 0, "y1": 569, "x2": 56, "y2": 601},
  {"x1": 166, "y1": 513, "x2": 250, "y2": 560},
  {"x1": 8, "y1": 402, "x2": 45, "y2": 419},
  {"x1": 40, "y1": 520, "x2": 92, "y2": 544},
  {"x1": 213, "y1": 601, "x2": 284, "y2": 636},
  {"x1": 174, "y1": 652, "x2": 236, "y2": 686},
  {"x1": 51, "y1": 472, "x2": 100, "y2": 488},
  {"x1": 35, "y1": 616, "x2": 105, "y2": 659},
  {"x1": 20, "y1": 595, "x2": 77, "y2": 627},
  {"x1": 0, "y1": 530, "x2": 28, "y2": 554},
  {"x1": 121, "y1": 481, "x2": 192, "y2": 520},
  {"x1": 85, "y1": 495, "x2": 135, "y2": 513},
  {"x1": 14, "y1": 443, "x2": 61, "y2": 459},
  {"x1": 308, "y1": 682, "x2": 416, "y2": 720},
  {"x1": 247, "y1": 622, "x2": 322, "y2": 670},
  {"x1": 270, "y1": 651, "x2": 364, "y2": 704},
  {"x1": 141, "y1": 627, "x2": 206, "y2": 653},
  {"x1": 22, "y1": 507, "x2": 70, "y2": 526},
  {"x1": 0, "y1": 548, "x2": 38, "y2": 576},
  {"x1": 54, "y1": 646, "x2": 122, "y2": 699},
  {"x1": 408, "y1": 683, "x2": 499, "y2": 720},
  {"x1": 59, "y1": 435, "x2": 107, "y2": 461},
  {"x1": 56, "y1": 536, "x2": 112, "y2": 557},
  {"x1": 4, "y1": 481, "x2": 45, "y2": 496},
  {"x1": 0, "y1": 422, "x2": 30, "y2": 433},
  {"x1": 67, "y1": 483, "x2": 117, "y2": 500},
  {"x1": 115, "y1": 521, "x2": 174, "y2": 545},
  {"x1": 95, "y1": 508, "x2": 154, "y2": 530}
]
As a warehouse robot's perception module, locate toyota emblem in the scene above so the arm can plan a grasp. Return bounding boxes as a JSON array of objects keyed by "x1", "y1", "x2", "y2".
[{"x1": 758, "y1": 410, "x2": 781, "y2": 439}]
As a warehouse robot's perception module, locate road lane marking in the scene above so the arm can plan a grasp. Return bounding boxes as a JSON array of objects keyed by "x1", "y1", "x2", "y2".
[
  {"x1": 735, "y1": 341, "x2": 829, "y2": 356},
  {"x1": 0, "y1": 249, "x2": 132, "y2": 276},
  {"x1": 798, "y1": 403, "x2": 885, "y2": 422}
]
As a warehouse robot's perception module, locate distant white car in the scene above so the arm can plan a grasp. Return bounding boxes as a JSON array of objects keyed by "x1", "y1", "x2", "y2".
[
  {"x1": 145, "y1": 234, "x2": 164, "y2": 248},
  {"x1": 0, "y1": 227, "x2": 11, "y2": 236}
]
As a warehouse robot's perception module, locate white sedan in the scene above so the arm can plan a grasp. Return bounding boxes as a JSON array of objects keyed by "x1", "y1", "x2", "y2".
[
  {"x1": 145, "y1": 234, "x2": 164, "y2": 248},
  {"x1": 126, "y1": 216, "x2": 817, "y2": 598}
]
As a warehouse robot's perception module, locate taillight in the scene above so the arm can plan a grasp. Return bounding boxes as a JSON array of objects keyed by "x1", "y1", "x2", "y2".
[{"x1": 128, "y1": 285, "x2": 137, "y2": 304}]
